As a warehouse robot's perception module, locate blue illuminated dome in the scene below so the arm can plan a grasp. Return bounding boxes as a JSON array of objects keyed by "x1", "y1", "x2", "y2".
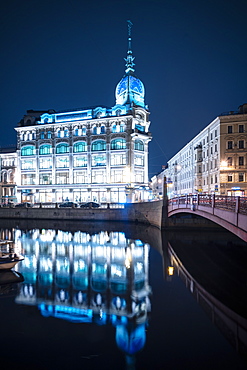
[{"x1": 115, "y1": 75, "x2": 145, "y2": 107}]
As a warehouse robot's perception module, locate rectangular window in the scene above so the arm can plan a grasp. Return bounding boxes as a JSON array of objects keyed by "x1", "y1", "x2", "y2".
[
  {"x1": 228, "y1": 175, "x2": 232, "y2": 182},
  {"x1": 21, "y1": 159, "x2": 35, "y2": 170},
  {"x1": 239, "y1": 156, "x2": 244, "y2": 166},
  {"x1": 134, "y1": 155, "x2": 144, "y2": 166},
  {"x1": 135, "y1": 171, "x2": 144, "y2": 183},
  {"x1": 56, "y1": 157, "x2": 69, "y2": 168},
  {"x1": 92, "y1": 170, "x2": 106, "y2": 183},
  {"x1": 228, "y1": 126, "x2": 232, "y2": 134},
  {"x1": 227, "y1": 141, "x2": 233, "y2": 149},
  {"x1": 92, "y1": 154, "x2": 106, "y2": 167},
  {"x1": 55, "y1": 172, "x2": 69, "y2": 184},
  {"x1": 239, "y1": 140, "x2": 244, "y2": 149},
  {"x1": 74, "y1": 156, "x2": 87, "y2": 167},
  {"x1": 111, "y1": 170, "x2": 124, "y2": 183},
  {"x1": 239, "y1": 173, "x2": 244, "y2": 182},
  {"x1": 227, "y1": 157, "x2": 232, "y2": 166},
  {"x1": 215, "y1": 129, "x2": 217, "y2": 137},
  {"x1": 215, "y1": 144, "x2": 217, "y2": 152},
  {"x1": 73, "y1": 171, "x2": 87, "y2": 184},
  {"x1": 215, "y1": 175, "x2": 217, "y2": 183},
  {"x1": 111, "y1": 154, "x2": 126, "y2": 166},
  {"x1": 39, "y1": 173, "x2": 52, "y2": 185},
  {"x1": 40, "y1": 158, "x2": 52, "y2": 169},
  {"x1": 21, "y1": 174, "x2": 36, "y2": 185},
  {"x1": 239, "y1": 125, "x2": 244, "y2": 133}
]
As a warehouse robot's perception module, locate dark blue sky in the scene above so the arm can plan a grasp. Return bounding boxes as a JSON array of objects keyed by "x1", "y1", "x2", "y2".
[{"x1": 1, "y1": 0, "x2": 246, "y2": 178}]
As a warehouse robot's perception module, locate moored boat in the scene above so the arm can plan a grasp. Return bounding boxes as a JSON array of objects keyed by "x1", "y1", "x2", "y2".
[{"x1": 0, "y1": 253, "x2": 24, "y2": 270}]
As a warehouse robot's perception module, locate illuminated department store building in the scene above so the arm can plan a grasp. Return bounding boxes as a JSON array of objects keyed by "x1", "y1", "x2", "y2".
[{"x1": 14, "y1": 30, "x2": 151, "y2": 204}]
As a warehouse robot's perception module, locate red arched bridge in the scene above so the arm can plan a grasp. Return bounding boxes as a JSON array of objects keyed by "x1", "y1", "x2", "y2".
[{"x1": 167, "y1": 195, "x2": 247, "y2": 242}]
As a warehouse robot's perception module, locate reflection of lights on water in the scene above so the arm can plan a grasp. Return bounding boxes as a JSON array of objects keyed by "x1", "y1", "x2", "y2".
[{"x1": 125, "y1": 247, "x2": 132, "y2": 269}]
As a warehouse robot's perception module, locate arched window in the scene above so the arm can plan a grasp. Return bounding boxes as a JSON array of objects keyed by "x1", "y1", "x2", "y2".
[
  {"x1": 47, "y1": 131, "x2": 52, "y2": 139},
  {"x1": 57, "y1": 130, "x2": 61, "y2": 138},
  {"x1": 134, "y1": 139, "x2": 144, "y2": 151},
  {"x1": 111, "y1": 138, "x2": 126, "y2": 150},
  {"x1": 101, "y1": 125, "x2": 105, "y2": 134},
  {"x1": 74, "y1": 128, "x2": 79, "y2": 136},
  {"x1": 39, "y1": 144, "x2": 52, "y2": 155},
  {"x1": 93, "y1": 126, "x2": 97, "y2": 135},
  {"x1": 64, "y1": 129, "x2": 69, "y2": 137},
  {"x1": 40, "y1": 131, "x2": 45, "y2": 139},
  {"x1": 21, "y1": 145, "x2": 35, "y2": 156},
  {"x1": 73, "y1": 142, "x2": 87, "y2": 153},
  {"x1": 56, "y1": 143, "x2": 69, "y2": 154},
  {"x1": 82, "y1": 127, "x2": 86, "y2": 135},
  {"x1": 91, "y1": 140, "x2": 106, "y2": 151},
  {"x1": 112, "y1": 124, "x2": 117, "y2": 133}
]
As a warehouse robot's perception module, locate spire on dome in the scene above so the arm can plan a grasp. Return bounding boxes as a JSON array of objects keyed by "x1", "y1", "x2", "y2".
[
  {"x1": 125, "y1": 20, "x2": 135, "y2": 74},
  {"x1": 115, "y1": 21, "x2": 145, "y2": 108}
]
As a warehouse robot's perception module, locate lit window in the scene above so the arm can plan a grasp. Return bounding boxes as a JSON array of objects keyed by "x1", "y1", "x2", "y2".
[
  {"x1": 39, "y1": 144, "x2": 52, "y2": 155},
  {"x1": 40, "y1": 131, "x2": 45, "y2": 139},
  {"x1": 64, "y1": 129, "x2": 69, "y2": 137},
  {"x1": 21, "y1": 159, "x2": 35, "y2": 170},
  {"x1": 111, "y1": 170, "x2": 124, "y2": 183},
  {"x1": 47, "y1": 131, "x2": 52, "y2": 139},
  {"x1": 74, "y1": 156, "x2": 87, "y2": 167},
  {"x1": 91, "y1": 140, "x2": 106, "y2": 151},
  {"x1": 73, "y1": 142, "x2": 87, "y2": 153},
  {"x1": 92, "y1": 154, "x2": 106, "y2": 167},
  {"x1": 134, "y1": 155, "x2": 144, "y2": 166},
  {"x1": 56, "y1": 143, "x2": 69, "y2": 154},
  {"x1": 40, "y1": 158, "x2": 52, "y2": 169},
  {"x1": 111, "y1": 138, "x2": 126, "y2": 150},
  {"x1": 135, "y1": 171, "x2": 144, "y2": 183},
  {"x1": 56, "y1": 157, "x2": 69, "y2": 168},
  {"x1": 56, "y1": 172, "x2": 69, "y2": 184},
  {"x1": 74, "y1": 171, "x2": 87, "y2": 184},
  {"x1": 111, "y1": 154, "x2": 126, "y2": 165},
  {"x1": 134, "y1": 139, "x2": 144, "y2": 151},
  {"x1": 21, "y1": 146, "x2": 35, "y2": 156},
  {"x1": 39, "y1": 174, "x2": 52, "y2": 185},
  {"x1": 92, "y1": 170, "x2": 106, "y2": 183}
]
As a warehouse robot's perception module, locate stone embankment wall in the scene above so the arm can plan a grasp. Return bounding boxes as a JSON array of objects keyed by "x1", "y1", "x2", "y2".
[{"x1": 0, "y1": 201, "x2": 163, "y2": 229}]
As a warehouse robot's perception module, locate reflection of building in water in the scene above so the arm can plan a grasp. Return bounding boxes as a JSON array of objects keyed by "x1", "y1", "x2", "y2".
[{"x1": 15, "y1": 228, "x2": 151, "y2": 363}]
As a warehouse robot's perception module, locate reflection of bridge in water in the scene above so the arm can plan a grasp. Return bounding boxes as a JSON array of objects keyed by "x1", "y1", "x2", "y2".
[{"x1": 164, "y1": 231, "x2": 247, "y2": 363}]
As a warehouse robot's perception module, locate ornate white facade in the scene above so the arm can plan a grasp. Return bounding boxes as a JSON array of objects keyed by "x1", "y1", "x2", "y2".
[{"x1": 14, "y1": 25, "x2": 152, "y2": 204}]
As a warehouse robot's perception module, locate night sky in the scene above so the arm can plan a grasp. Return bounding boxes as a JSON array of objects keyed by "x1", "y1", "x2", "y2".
[{"x1": 1, "y1": 0, "x2": 247, "y2": 178}]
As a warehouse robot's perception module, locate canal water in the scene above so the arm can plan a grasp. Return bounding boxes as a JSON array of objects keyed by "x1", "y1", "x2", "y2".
[{"x1": 0, "y1": 219, "x2": 246, "y2": 370}]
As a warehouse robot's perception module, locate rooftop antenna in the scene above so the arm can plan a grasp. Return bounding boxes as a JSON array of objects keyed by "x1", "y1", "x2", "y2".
[{"x1": 125, "y1": 20, "x2": 135, "y2": 74}]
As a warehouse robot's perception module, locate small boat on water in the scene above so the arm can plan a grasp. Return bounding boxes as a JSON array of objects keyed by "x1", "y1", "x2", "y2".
[
  {"x1": 0, "y1": 253, "x2": 24, "y2": 270},
  {"x1": 0, "y1": 240, "x2": 24, "y2": 270}
]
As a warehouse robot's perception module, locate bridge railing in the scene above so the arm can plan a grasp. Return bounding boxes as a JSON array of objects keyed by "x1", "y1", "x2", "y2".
[{"x1": 168, "y1": 194, "x2": 247, "y2": 215}]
